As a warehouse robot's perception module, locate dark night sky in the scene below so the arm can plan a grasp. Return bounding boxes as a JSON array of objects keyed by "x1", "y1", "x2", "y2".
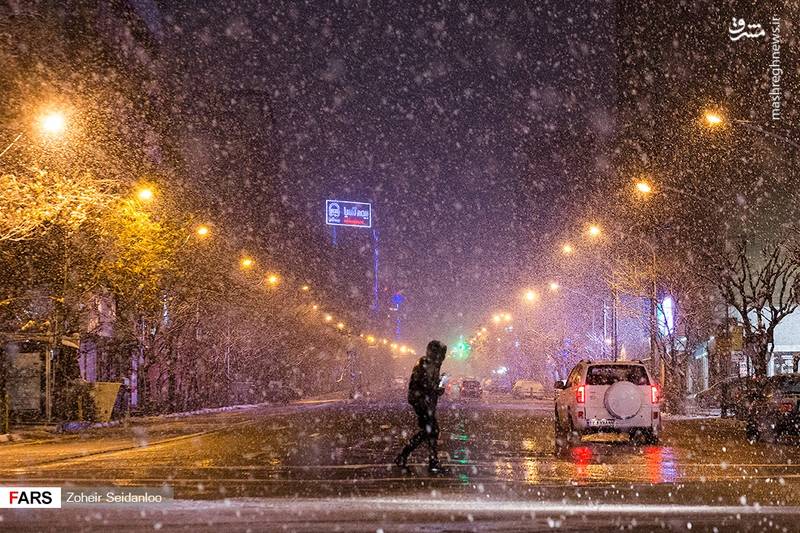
[{"x1": 163, "y1": 1, "x2": 617, "y2": 349}]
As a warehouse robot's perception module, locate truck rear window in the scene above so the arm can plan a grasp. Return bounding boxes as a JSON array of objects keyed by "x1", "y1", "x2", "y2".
[{"x1": 586, "y1": 365, "x2": 649, "y2": 386}]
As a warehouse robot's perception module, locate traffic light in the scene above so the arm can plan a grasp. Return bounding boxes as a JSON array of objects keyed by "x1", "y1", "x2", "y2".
[{"x1": 451, "y1": 337, "x2": 471, "y2": 361}]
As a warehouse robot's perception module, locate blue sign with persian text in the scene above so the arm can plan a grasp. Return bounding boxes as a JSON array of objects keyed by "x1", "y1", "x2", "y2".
[{"x1": 325, "y1": 200, "x2": 372, "y2": 228}]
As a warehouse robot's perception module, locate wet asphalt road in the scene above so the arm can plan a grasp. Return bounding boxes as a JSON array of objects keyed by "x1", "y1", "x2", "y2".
[{"x1": 2, "y1": 394, "x2": 800, "y2": 531}]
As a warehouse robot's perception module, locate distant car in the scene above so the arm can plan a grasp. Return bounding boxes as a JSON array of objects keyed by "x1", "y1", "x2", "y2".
[
  {"x1": 512, "y1": 380, "x2": 545, "y2": 399},
  {"x1": 745, "y1": 374, "x2": 800, "y2": 443},
  {"x1": 392, "y1": 376, "x2": 406, "y2": 391},
  {"x1": 484, "y1": 377, "x2": 512, "y2": 394},
  {"x1": 554, "y1": 360, "x2": 661, "y2": 453},
  {"x1": 459, "y1": 378, "x2": 482, "y2": 399}
]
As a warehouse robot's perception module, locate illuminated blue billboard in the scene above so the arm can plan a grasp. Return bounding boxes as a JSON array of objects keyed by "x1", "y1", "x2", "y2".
[{"x1": 325, "y1": 200, "x2": 372, "y2": 228}]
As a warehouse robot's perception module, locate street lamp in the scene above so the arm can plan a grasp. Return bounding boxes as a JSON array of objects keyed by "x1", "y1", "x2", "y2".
[
  {"x1": 561, "y1": 243, "x2": 575, "y2": 255},
  {"x1": 700, "y1": 108, "x2": 800, "y2": 150},
  {"x1": 585, "y1": 222, "x2": 658, "y2": 372},
  {"x1": 1, "y1": 107, "x2": 69, "y2": 159},
  {"x1": 587, "y1": 224, "x2": 602, "y2": 238},
  {"x1": 195, "y1": 224, "x2": 210, "y2": 238},
  {"x1": 548, "y1": 281, "x2": 560, "y2": 292},
  {"x1": 136, "y1": 186, "x2": 154, "y2": 202},
  {"x1": 40, "y1": 111, "x2": 67, "y2": 136},
  {"x1": 523, "y1": 290, "x2": 539, "y2": 303},
  {"x1": 265, "y1": 273, "x2": 280, "y2": 286},
  {"x1": 239, "y1": 256, "x2": 254, "y2": 270},
  {"x1": 703, "y1": 111, "x2": 724, "y2": 127},
  {"x1": 632, "y1": 177, "x2": 711, "y2": 206},
  {"x1": 634, "y1": 180, "x2": 653, "y2": 195}
]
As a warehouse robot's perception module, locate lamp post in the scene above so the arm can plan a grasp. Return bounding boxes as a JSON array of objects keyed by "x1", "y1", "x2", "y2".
[
  {"x1": 586, "y1": 223, "x2": 657, "y2": 368},
  {"x1": 702, "y1": 110, "x2": 800, "y2": 150},
  {"x1": 1, "y1": 110, "x2": 69, "y2": 159}
]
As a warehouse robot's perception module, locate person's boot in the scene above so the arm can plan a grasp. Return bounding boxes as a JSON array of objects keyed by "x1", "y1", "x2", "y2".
[
  {"x1": 394, "y1": 451, "x2": 409, "y2": 470},
  {"x1": 427, "y1": 457, "x2": 449, "y2": 475}
]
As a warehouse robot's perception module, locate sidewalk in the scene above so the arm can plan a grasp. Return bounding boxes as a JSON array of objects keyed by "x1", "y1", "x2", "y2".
[
  {"x1": 0, "y1": 399, "x2": 345, "y2": 471},
  {"x1": 0, "y1": 393, "x2": 347, "y2": 448}
]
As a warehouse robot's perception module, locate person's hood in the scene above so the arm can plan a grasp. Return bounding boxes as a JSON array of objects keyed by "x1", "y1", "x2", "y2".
[{"x1": 425, "y1": 340, "x2": 447, "y2": 364}]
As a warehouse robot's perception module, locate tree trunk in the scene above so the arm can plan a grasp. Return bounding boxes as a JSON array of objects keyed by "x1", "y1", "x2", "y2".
[
  {"x1": 664, "y1": 351, "x2": 688, "y2": 414},
  {"x1": 751, "y1": 345, "x2": 769, "y2": 377}
]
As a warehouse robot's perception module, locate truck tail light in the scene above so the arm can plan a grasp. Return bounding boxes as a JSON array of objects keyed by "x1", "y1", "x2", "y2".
[
  {"x1": 651, "y1": 385, "x2": 659, "y2": 404},
  {"x1": 779, "y1": 402, "x2": 794, "y2": 413},
  {"x1": 576, "y1": 385, "x2": 585, "y2": 404}
]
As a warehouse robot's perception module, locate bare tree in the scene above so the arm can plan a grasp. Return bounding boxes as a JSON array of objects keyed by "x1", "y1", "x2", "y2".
[{"x1": 708, "y1": 238, "x2": 800, "y2": 377}]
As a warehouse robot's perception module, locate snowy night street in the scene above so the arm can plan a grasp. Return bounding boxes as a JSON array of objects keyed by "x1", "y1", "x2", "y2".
[
  {"x1": 2, "y1": 396, "x2": 800, "y2": 530},
  {"x1": 3, "y1": 0, "x2": 800, "y2": 530}
]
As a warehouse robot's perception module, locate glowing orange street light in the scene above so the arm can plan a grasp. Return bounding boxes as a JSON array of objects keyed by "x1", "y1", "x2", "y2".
[
  {"x1": 312, "y1": 304, "x2": 319, "y2": 310},
  {"x1": 561, "y1": 243, "x2": 575, "y2": 255},
  {"x1": 548, "y1": 281, "x2": 561, "y2": 292},
  {"x1": 301, "y1": 285, "x2": 310, "y2": 292},
  {"x1": 587, "y1": 224, "x2": 602, "y2": 238},
  {"x1": 524, "y1": 290, "x2": 539, "y2": 303},
  {"x1": 195, "y1": 224, "x2": 211, "y2": 238},
  {"x1": 324, "y1": 314, "x2": 333, "y2": 322},
  {"x1": 136, "y1": 186, "x2": 154, "y2": 202},
  {"x1": 240, "y1": 256, "x2": 254, "y2": 270},
  {"x1": 492, "y1": 314, "x2": 502, "y2": 324},
  {"x1": 336, "y1": 322, "x2": 345, "y2": 330},
  {"x1": 635, "y1": 181, "x2": 653, "y2": 195},
  {"x1": 39, "y1": 111, "x2": 67, "y2": 136},
  {"x1": 703, "y1": 111, "x2": 724, "y2": 127},
  {"x1": 265, "y1": 273, "x2": 280, "y2": 286}
]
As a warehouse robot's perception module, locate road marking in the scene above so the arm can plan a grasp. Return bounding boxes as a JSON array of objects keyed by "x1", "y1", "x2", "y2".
[{"x1": 236, "y1": 496, "x2": 800, "y2": 515}]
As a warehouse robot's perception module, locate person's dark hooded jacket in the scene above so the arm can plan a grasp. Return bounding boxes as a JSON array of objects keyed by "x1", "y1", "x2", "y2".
[{"x1": 407, "y1": 341, "x2": 447, "y2": 408}]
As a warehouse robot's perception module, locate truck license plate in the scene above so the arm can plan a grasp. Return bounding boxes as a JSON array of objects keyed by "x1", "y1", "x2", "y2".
[{"x1": 589, "y1": 418, "x2": 614, "y2": 427}]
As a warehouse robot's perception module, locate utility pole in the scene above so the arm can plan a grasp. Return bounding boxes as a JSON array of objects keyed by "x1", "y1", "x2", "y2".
[
  {"x1": 611, "y1": 286, "x2": 619, "y2": 361},
  {"x1": 371, "y1": 227, "x2": 379, "y2": 317},
  {"x1": 0, "y1": 347, "x2": 8, "y2": 434},
  {"x1": 648, "y1": 245, "x2": 659, "y2": 383}
]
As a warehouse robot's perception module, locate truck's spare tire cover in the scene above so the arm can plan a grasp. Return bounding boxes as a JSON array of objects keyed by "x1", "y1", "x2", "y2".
[{"x1": 604, "y1": 381, "x2": 642, "y2": 419}]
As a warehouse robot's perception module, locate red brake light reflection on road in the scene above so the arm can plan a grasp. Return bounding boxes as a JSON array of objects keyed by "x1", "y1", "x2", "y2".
[
  {"x1": 576, "y1": 385, "x2": 585, "y2": 404},
  {"x1": 651, "y1": 386, "x2": 659, "y2": 403}
]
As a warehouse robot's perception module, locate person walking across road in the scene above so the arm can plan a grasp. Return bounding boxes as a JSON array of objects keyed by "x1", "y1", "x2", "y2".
[{"x1": 394, "y1": 340, "x2": 448, "y2": 473}]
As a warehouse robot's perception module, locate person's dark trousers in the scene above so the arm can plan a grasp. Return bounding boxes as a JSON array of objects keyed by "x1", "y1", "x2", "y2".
[{"x1": 400, "y1": 403, "x2": 440, "y2": 463}]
